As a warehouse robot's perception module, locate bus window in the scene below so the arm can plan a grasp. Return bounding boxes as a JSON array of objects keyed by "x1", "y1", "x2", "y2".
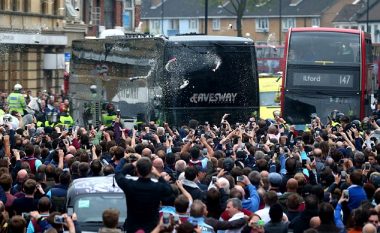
[{"x1": 289, "y1": 31, "x2": 360, "y2": 65}]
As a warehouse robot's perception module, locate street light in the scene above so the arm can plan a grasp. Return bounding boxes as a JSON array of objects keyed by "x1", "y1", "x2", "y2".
[
  {"x1": 161, "y1": 0, "x2": 164, "y2": 34},
  {"x1": 205, "y1": 0, "x2": 208, "y2": 35},
  {"x1": 279, "y1": 0, "x2": 282, "y2": 45},
  {"x1": 366, "y1": 0, "x2": 369, "y2": 33}
]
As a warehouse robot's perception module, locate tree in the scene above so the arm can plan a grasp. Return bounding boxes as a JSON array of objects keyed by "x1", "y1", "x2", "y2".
[{"x1": 212, "y1": 0, "x2": 260, "y2": 37}]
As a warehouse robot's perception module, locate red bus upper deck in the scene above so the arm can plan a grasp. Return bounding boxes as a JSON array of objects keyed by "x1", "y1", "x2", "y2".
[
  {"x1": 281, "y1": 27, "x2": 374, "y2": 125},
  {"x1": 256, "y1": 45, "x2": 284, "y2": 74}
]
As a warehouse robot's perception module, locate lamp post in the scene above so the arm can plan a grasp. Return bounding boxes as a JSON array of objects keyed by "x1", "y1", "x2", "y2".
[
  {"x1": 366, "y1": 0, "x2": 369, "y2": 32},
  {"x1": 161, "y1": 0, "x2": 164, "y2": 34},
  {"x1": 279, "y1": 0, "x2": 282, "y2": 45},
  {"x1": 205, "y1": 0, "x2": 208, "y2": 35}
]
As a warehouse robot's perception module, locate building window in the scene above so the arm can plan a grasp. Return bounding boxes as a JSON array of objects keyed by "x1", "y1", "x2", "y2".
[
  {"x1": 152, "y1": 20, "x2": 160, "y2": 30},
  {"x1": 170, "y1": 19, "x2": 179, "y2": 30},
  {"x1": 0, "y1": 0, "x2": 6, "y2": 10},
  {"x1": 124, "y1": 0, "x2": 133, "y2": 8},
  {"x1": 212, "y1": 19, "x2": 220, "y2": 30},
  {"x1": 311, "y1": 17, "x2": 320, "y2": 27},
  {"x1": 90, "y1": 6, "x2": 101, "y2": 25},
  {"x1": 374, "y1": 25, "x2": 380, "y2": 43},
  {"x1": 256, "y1": 18, "x2": 269, "y2": 32},
  {"x1": 12, "y1": 0, "x2": 20, "y2": 11},
  {"x1": 23, "y1": 0, "x2": 30, "y2": 12},
  {"x1": 189, "y1": 19, "x2": 198, "y2": 30},
  {"x1": 368, "y1": 25, "x2": 372, "y2": 33},
  {"x1": 282, "y1": 18, "x2": 296, "y2": 31}
]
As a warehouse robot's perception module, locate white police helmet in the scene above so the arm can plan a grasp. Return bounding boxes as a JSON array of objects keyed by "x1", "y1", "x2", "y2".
[
  {"x1": 14, "y1": 84, "x2": 22, "y2": 90},
  {"x1": 90, "y1": 85, "x2": 97, "y2": 90}
]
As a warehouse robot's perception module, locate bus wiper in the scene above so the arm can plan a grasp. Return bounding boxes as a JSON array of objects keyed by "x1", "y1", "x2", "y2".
[{"x1": 181, "y1": 44, "x2": 208, "y2": 54}]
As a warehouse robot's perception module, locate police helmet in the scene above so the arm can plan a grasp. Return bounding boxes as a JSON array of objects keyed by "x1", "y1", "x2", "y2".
[
  {"x1": 351, "y1": 119, "x2": 361, "y2": 130},
  {"x1": 14, "y1": 84, "x2": 22, "y2": 91}
]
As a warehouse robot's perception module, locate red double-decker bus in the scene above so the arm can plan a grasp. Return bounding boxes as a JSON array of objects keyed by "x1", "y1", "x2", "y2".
[
  {"x1": 374, "y1": 43, "x2": 380, "y2": 89},
  {"x1": 256, "y1": 45, "x2": 284, "y2": 74},
  {"x1": 281, "y1": 27, "x2": 375, "y2": 126}
]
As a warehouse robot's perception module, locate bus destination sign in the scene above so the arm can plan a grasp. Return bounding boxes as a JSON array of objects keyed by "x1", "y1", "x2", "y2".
[{"x1": 292, "y1": 72, "x2": 354, "y2": 88}]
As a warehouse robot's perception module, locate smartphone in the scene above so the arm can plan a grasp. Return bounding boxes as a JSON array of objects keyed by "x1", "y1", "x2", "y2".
[
  {"x1": 364, "y1": 162, "x2": 371, "y2": 170},
  {"x1": 341, "y1": 171, "x2": 347, "y2": 182},
  {"x1": 21, "y1": 212, "x2": 30, "y2": 220},
  {"x1": 102, "y1": 159, "x2": 109, "y2": 166},
  {"x1": 212, "y1": 176, "x2": 217, "y2": 183},
  {"x1": 54, "y1": 215, "x2": 65, "y2": 224},
  {"x1": 343, "y1": 189, "x2": 349, "y2": 199},
  {"x1": 236, "y1": 176, "x2": 244, "y2": 182},
  {"x1": 162, "y1": 212, "x2": 170, "y2": 227},
  {"x1": 240, "y1": 143, "x2": 245, "y2": 150},
  {"x1": 67, "y1": 207, "x2": 74, "y2": 216},
  {"x1": 173, "y1": 214, "x2": 180, "y2": 225}
]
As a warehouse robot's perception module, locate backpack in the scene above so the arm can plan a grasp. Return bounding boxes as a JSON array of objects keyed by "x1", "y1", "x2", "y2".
[
  {"x1": 31, "y1": 219, "x2": 43, "y2": 233},
  {"x1": 22, "y1": 157, "x2": 37, "y2": 174}
]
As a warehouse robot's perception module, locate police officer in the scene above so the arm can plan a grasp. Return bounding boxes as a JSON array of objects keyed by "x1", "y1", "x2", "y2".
[
  {"x1": 101, "y1": 103, "x2": 117, "y2": 127},
  {"x1": 58, "y1": 109, "x2": 74, "y2": 129},
  {"x1": 7, "y1": 84, "x2": 26, "y2": 115}
]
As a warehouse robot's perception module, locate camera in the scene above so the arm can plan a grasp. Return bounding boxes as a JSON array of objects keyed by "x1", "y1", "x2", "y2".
[
  {"x1": 274, "y1": 144, "x2": 280, "y2": 153},
  {"x1": 116, "y1": 109, "x2": 121, "y2": 117},
  {"x1": 22, "y1": 212, "x2": 30, "y2": 220},
  {"x1": 364, "y1": 162, "x2": 371, "y2": 170},
  {"x1": 343, "y1": 189, "x2": 349, "y2": 199},
  {"x1": 54, "y1": 215, "x2": 65, "y2": 224},
  {"x1": 236, "y1": 176, "x2": 244, "y2": 182},
  {"x1": 212, "y1": 176, "x2": 217, "y2": 183}
]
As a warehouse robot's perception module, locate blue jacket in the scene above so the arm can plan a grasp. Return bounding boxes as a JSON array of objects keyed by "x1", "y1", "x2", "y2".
[
  {"x1": 242, "y1": 184, "x2": 260, "y2": 212},
  {"x1": 347, "y1": 185, "x2": 367, "y2": 211}
]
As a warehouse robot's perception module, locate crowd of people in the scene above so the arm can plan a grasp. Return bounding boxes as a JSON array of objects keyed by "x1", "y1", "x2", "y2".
[{"x1": 2, "y1": 84, "x2": 380, "y2": 233}]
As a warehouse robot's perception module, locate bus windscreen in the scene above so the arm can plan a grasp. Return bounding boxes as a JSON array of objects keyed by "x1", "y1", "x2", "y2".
[
  {"x1": 288, "y1": 32, "x2": 360, "y2": 65},
  {"x1": 162, "y1": 44, "x2": 258, "y2": 108}
]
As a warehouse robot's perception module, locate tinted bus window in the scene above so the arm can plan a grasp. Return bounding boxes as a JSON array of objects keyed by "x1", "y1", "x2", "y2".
[
  {"x1": 161, "y1": 42, "x2": 258, "y2": 124},
  {"x1": 288, "y1": 32, "x2": 360, "y2": 65}
]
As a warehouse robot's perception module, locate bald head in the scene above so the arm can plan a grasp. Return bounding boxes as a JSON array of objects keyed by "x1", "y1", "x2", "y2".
[
  {"x1": 68, "y1": 146, "x2": 77, "y2": 155},
  {"x1": 234, "y1": 184, "x2": 245, "y2": 197},
  {"x1": 260, "y1": 170, "x2": 269, "y2": 179},
  {"x1": 142, "y1": 148, "x2": 152, "y2": 158},
  {"x1": 313, "y1": 148, "x2": 322, "y2": 158},
  {"x1": 286, "y1": 178, "x2": 298, "y2": 192},
  {"x1": 362, "y1": 223, "x2": 377, "y2": 233},
  {"x1": 309, "y1": 216, "x2": 321, "y2": 229},
  {"x1": 65, "y1": 154, "x2": 74, "y2": 162},
  {"x1": 17, "y1": 169, "x2": 28, "y2": 182},
  {"x1": 153, "y1": 158, "x2": 164, "y2": 173}
]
